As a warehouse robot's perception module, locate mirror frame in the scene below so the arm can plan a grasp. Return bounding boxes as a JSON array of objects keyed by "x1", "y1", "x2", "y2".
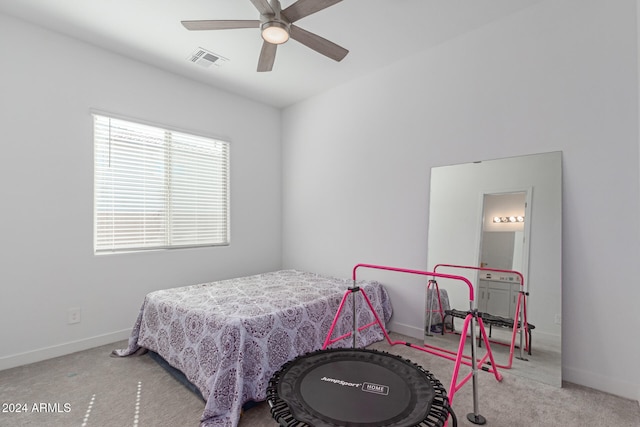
[{"x1": 426, "y1": 151, "x2": 562, "y2": 387}]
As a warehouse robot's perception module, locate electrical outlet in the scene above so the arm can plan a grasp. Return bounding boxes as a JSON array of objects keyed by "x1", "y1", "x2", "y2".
[
  {"x1": 554, "y1": 313, "x2": 561, "y2": 325},
  {"x1": 68, "y1": 308, "x2": 81, "y2": 324}
]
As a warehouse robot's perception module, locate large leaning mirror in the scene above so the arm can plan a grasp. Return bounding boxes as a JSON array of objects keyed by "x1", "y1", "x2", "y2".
[{"x1": 425, "y1": 151, "x2": 562, "y2": 387}]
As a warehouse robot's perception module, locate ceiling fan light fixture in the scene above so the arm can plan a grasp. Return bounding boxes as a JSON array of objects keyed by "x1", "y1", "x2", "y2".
[{"x1": 261, "y1": 21, "x2": 289, "y2": 44}]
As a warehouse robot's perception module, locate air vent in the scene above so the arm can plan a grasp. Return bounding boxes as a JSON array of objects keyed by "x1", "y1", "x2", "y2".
[{"x1": 188, "y1": 48, "x2": 228, "y2": 68}]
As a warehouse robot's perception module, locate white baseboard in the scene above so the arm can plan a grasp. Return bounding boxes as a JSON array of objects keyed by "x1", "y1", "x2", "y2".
[
  {"x1": 0, "y1": 329, "x2": 132, "y2": 371},
  {"x1": 387, "y1": 320, "x2": 424, "y2": 340},
  {"x1": 563, "y1": 364, "x2": 640, "y2": 402}
]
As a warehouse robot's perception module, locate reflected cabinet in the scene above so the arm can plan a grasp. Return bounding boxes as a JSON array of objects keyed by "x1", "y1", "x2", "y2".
[{"x1": 477, "y1": 279, "x2": 519, "y2": 319}]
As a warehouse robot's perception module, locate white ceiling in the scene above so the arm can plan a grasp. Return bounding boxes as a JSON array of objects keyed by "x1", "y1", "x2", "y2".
[{"x1": 0, "y1": 0, "x2": 543, "y2": 108}]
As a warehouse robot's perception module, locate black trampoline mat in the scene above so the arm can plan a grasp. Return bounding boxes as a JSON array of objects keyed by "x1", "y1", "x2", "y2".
[
  {"x1": 274, "y1": 349, "x2": 438, "y2": 427},
  {"x1": 299, "y1": 359, "x2": 411, "y2": 423}
]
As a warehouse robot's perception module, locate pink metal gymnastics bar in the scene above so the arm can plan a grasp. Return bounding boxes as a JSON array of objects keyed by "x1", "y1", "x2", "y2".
[
  {"x1": 433, "y1": 263, "x2": 531, "y2": 369},
  {"x1": 322, "y1": 263, "x2": 503, "y2": 426}
]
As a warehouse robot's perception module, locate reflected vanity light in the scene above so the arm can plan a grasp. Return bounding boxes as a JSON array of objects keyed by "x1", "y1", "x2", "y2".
[{"x1": 493, "y1": 215, "x2": 525, "y2": 223}]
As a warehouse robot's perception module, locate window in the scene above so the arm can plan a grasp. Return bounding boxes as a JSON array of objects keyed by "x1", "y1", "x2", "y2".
[{"x1": 94, "y1": 114, "x2": 230, "y2": 253}]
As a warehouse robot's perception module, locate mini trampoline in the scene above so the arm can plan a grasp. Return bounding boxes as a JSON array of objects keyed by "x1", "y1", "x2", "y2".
[{"x1": 267, "y1": 348, "x2": 456, "y2": 427}]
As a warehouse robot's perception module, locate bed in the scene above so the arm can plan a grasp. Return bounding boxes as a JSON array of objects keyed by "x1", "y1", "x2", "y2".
[{"x1": 113, "y1": 269, "x2": 393, "y2": 427}]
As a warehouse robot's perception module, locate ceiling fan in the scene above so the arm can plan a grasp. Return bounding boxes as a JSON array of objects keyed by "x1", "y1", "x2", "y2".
[{"x1": 181, "y1": 0, "x2": 348, "y2": 72}]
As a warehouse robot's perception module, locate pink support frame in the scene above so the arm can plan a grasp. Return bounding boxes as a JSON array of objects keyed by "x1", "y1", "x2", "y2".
[
  {"x1": 322, "y1": 263, "x2": 503, "y2": 425},
  {"x1": 433, "y1": 263, "x2": 531, "y2": 369}
]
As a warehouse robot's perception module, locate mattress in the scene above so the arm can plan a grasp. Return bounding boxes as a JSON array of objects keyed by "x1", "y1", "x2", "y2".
[{"x1": 113, "y1": 270, "x2": 393, "y2": 427}]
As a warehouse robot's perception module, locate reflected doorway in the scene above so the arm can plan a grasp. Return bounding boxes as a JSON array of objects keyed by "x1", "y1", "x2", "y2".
[{"x1": 477, "y1": 191, "x2": 530, "y2": 318}]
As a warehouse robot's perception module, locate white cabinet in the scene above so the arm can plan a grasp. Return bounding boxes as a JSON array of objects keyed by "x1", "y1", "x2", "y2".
[{"x1": 477, "y1": 279, "x2": 520, "y2": 319}]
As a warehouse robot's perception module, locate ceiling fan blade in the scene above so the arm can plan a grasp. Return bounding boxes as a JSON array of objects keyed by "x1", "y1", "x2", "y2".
[
  {"x1": 257, "y1": 41, "x2": 277, "y2": 72},
  {"x1": 290, "y1": 25, "x2": 348, "y2": 62},
  {"x1": 250, "y1": 0, "x2": 274, "y2": 16},
  {"x1": 182, "y1": 20, "x2": 260, "y2": 31},
  {"x1": 282, "y1": 0, "x2": 342, "y2": 23}
]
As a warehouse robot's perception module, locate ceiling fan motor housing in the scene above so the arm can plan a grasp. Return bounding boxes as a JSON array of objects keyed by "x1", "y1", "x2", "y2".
[{"x1": 260, "y1": 0, "x2": 290, "y2": 44}]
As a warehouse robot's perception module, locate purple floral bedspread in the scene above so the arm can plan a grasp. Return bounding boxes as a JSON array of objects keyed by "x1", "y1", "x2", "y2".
[{"x1": 113, "y1": 270, "x2": 393, "y2": 427}]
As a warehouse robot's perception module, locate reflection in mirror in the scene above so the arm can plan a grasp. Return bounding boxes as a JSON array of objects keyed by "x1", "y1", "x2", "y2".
[
  {"x1": 481, "y1": 191, "x2": 528, "y2": 271},
  {"x1": 425, "y1": 152, "x2": 562, "y2": 387}
]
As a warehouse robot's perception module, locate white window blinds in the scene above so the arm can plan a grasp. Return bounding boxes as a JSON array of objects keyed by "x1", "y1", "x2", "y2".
[{"x1": 94, "y1": 114, "x2": 230, "y2": 253}]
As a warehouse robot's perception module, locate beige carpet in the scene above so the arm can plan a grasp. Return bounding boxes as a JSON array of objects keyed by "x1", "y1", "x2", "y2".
[{"x1": 0, "y1": 333, "x2": 638, "y2": 426}]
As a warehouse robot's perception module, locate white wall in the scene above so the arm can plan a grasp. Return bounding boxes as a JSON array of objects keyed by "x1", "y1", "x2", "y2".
[
  {"x1": 282, "y1": 0, "x2": 640, "y2": 400},
  {"x1": 0, "y1": 13, "x2": 282, "y2": 369}
]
